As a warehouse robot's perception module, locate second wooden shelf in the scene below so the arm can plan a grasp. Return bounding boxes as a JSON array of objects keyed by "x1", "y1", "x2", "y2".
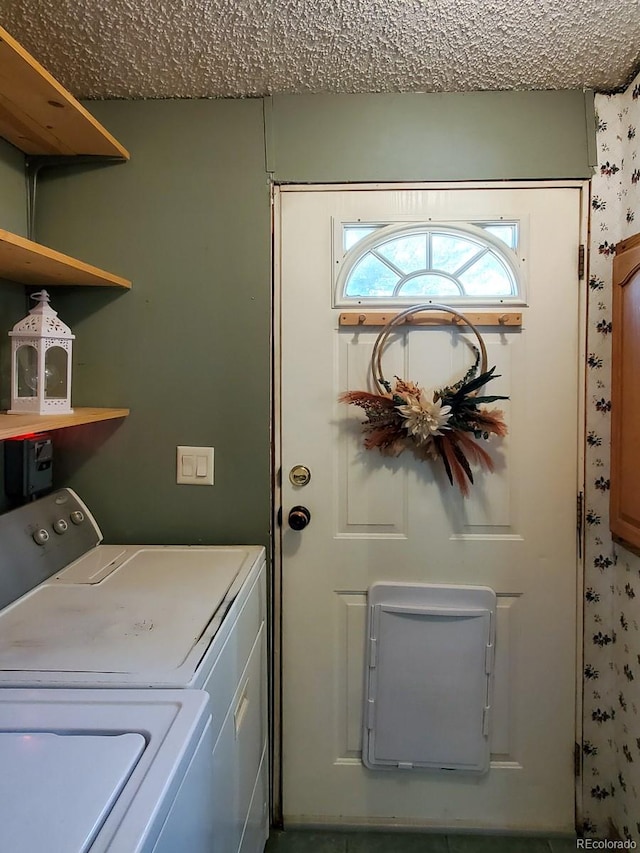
[
  {"x1": 0, "y1": 228, "x2": 130, "y2": 289},
  {"x1": 0, "y1": 408, "x2": 130, "y2": 441}
]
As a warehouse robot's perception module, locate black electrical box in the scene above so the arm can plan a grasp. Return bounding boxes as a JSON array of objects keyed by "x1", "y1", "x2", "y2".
[{"x1": 4, "y1": 434, "x2": 53, "y2": 499}]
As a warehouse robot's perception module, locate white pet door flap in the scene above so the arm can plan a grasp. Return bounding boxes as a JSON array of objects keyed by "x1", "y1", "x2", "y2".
[{"x1": 363, "y1": 582, "x2": 496, "y2": 774}]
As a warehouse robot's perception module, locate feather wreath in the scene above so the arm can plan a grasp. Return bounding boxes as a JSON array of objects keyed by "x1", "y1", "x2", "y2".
[{"x1": 339, "y1": 304, "x2": 508, "y2": 497}]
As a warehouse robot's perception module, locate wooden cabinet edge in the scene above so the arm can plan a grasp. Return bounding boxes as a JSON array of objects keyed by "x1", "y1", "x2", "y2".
[
  {"x1": 613, "y1": 240, "x2": 640, "y2": 288},
  {"x1": 610, "y1": 232, "x2": 640, "y2": 552}
]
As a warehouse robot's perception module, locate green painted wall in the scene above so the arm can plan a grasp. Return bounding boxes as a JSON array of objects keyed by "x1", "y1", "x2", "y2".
[
  {"x1": 0, "y1": 138, "x2": 28, "y2": 236},
  {"x1": 34, "y1": 100, "x2": 271, "y2": 544},
  {"x1": 31, "y1": 92, "x2": 595, "y2": 544},
  {"x1": 267, "y1": 91, "x2": 596, "y2": 181}
]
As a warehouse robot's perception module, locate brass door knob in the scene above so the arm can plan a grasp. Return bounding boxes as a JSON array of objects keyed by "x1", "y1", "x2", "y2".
[{"x1": 288, "y1": 506, "x2": 311, "y2": 531}]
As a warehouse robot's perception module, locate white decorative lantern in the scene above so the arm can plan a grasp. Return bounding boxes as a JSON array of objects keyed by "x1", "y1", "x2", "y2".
[{"x1": 9, "y1": 290, "x2": 74, "y2": 415}]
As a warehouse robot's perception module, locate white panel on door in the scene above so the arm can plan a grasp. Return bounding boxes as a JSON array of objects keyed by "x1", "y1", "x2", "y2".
[
  {"x1": 338, "y1": 334, "x2": 407, "y2": 535},
  {"x1": 453, "y1": 337, "x2": 514, "y2": 531},
  {"x1": 490, "y1": 594, "x2": 523, "y2": 765},
  {"x1": 335, "y1": 591, "x2": 368, "y2": 758}
]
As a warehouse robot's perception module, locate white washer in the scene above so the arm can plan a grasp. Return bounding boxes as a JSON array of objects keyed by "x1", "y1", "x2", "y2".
[
  {"x1": 0, "y1": 688, "x2": 213, "y2": 853},
  {"x1": 0, "y1": 489, "x2": 269, "y2": 853}
]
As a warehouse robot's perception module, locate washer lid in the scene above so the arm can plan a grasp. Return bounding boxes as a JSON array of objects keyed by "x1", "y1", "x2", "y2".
[
  {"x1": 0, "y1": 546, "x2": 258, "y2": 680},
  {"x1": 0, "y1": 731, "x2": 145, "y2": 853}
]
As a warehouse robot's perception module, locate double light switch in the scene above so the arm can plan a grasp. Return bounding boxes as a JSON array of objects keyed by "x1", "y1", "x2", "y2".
[{"x1": 177, "y1": 446, "x2": 214, "y2": 485}]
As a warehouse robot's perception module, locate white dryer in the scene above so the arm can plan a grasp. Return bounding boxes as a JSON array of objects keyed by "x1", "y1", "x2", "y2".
[
  {"x1": 0, "y1": 488, "x2": 268, "y2": 853},
  {"x1": 0, "y1": 688, "x2": 213, "y2": 852}
]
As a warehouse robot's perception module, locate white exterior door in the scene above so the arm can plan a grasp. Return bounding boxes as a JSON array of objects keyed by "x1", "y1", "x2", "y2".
[{"x1": 276, "y1": 185, "x2": 585, "y2": 832}]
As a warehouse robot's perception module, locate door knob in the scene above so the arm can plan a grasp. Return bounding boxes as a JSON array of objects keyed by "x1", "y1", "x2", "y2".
[{"x1": 288, "y1": 506, "x2": 311, "y2": 531}]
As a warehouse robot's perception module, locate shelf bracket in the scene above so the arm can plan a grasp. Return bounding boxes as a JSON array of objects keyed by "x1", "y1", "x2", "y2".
[{"x1": 25, "y1": 154, "x2": 127, "y2": 242}]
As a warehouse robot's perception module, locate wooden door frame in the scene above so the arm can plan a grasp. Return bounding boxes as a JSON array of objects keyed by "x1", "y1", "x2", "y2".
[{"x1": 271, "y1": 180, "x2": 589, "y2": 828}]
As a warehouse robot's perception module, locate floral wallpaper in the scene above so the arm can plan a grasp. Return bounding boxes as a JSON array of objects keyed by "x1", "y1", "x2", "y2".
[{"x1": 583, "y1": 72, "x2": 640, "y2": 842}]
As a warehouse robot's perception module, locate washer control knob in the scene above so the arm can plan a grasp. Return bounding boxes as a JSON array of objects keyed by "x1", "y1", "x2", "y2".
[
  {"x1": 53, "y1": 518, "x2": 69, "y2": 535},
  {"x1": 32, "y1": 528, "x2": 50, "y2": 546},
  {"x1": 70, "y1": 510, "x2": 85, "y2": 525}
]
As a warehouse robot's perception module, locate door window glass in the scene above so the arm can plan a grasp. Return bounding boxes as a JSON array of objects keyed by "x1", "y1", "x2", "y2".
[{"x1": 337, "y1": 221, "x2": 522, "y2": 306}]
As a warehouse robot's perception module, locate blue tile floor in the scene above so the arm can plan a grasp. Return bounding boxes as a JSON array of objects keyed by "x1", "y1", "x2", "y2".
[{"x1": 265, "y1": 830, "x2": 577, "y2": 853}]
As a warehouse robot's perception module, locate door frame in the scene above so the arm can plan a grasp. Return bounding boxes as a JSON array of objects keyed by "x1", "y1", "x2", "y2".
[{"x1": 271, "y1": 180, "x2": 589, "y2": 828}]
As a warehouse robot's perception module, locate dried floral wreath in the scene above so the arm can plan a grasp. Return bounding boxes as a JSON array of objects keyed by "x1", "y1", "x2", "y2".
[{"x1": 340, "y1": 304, "x2": 509, "y2": 497}]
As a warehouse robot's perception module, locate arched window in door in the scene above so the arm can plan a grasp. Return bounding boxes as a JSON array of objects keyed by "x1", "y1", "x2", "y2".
[{"x1": 335, "y1": 221, "x2": 524, "y2": 306}]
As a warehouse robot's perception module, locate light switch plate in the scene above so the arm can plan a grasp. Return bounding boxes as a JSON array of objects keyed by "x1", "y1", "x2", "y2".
[{"x1": 176, "y1": 446, "x2": 214, "y2": 485}]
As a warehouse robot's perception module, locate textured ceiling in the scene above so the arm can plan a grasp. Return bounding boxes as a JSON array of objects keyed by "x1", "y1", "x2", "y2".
[{"x1": 0, "y1": 0, "x2": 639, "y2": 99}]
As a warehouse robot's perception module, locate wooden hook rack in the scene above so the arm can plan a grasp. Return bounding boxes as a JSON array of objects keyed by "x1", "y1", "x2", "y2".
[{"x1": 338, "y1": 311, "x2": 522, "y2": 328}]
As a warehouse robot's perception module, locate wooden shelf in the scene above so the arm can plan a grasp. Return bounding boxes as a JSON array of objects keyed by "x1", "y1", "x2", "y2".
[
  {"x1": 0, "y1": 408, "x2": 130, "y2": 441},
  {"x1": 0, "y1": 29, "x2": 131, "y2": 445},
  {"x1": 0, "y1": 229, "x2": 131, "y2": 288},
  {"x1": 0, "y1": 26, "x2": 129, "y2": 159}
]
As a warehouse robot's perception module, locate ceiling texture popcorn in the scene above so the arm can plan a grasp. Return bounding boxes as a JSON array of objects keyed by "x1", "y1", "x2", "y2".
[{"x1": 0, "y1": 0, "x2": 638, "y2": 99}]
